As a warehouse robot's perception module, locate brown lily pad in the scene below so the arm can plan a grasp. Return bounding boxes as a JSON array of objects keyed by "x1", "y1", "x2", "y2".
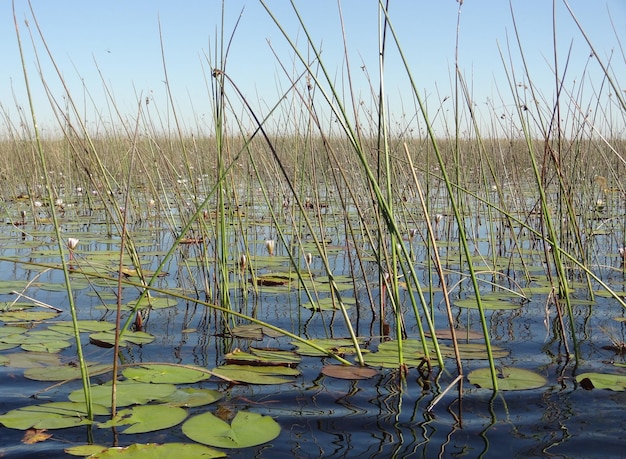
[{"x1": 321, "y1": 365, "x2": 378, "y2": 380}]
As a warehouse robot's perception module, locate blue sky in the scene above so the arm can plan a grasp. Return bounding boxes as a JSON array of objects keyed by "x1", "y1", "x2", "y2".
[{"x1": 1, "y1": 1, "x2": 624, "y2": 138}]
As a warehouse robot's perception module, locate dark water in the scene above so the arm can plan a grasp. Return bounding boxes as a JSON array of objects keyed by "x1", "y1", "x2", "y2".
[{"x1": 1, "y1": 211, "x2": 626, "y2": 458}]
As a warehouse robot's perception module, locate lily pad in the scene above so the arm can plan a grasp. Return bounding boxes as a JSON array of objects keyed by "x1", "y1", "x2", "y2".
[
  {"x1": 89, "y1": 330, "x2": 154, "y2": 347},
  {"x1": 3, "y1": 352, "x2": 61, "y2": 368},
  {"x1": 98, "y1": 405, "x2": 187, "y2": 434},
  {"x1": 24, "y1": 363, "x2": 112, "y2": 381},
  {"x1": 162, "y1": 388, "x2": 223, "y2": 408},
  {"x1": 321, "y1": 365, "x2": 378, "y2": 380},
  {"x1": 302, "y1": 297, "x2": 354, "y2": 311},
  {"x1": 454, "y1": 292, "x2": 523, "y2": 310},
  {"x1": 230, "y1": 324, "x2": 284, "y2": 340},
  {"x1": 0, "y1": 310, "x2": 59, "y2": 322},
  {"x1": 291, "y1": 338, "x2": 364, "y2": 357},
  {"x1": 48, "y1": 320, "x2": 116, "y2": 334},
  {"x1": 211, "y1": 364, "x2": 300, "y2": 384},
  {"x1": 123, "y1": 364, "x2": 212, "y2": 384},
  {"x1": 468, "y1": 366, "x2": 547, "y2": 390},
  {"x1": 225, "y1": 348, "x2": 300, "y2": 367},
  {"x1": 66, "y1": 443, "x2": 226, "y2": 458},
  {"x1": 182, "y1": 411, "x2": 280, "y2": 448},
  {"x1": 363, "y1": 340, "x2": 431, "y2": 368},
  {"x1": 576, "y1": 372, "x2": 626, "y2": 391},
  {"x1": 69, "y1": 381, "x2": 177, "y2": 407},
  {"x1": 0, "y1": 402, "x2": 109, "y2": 430}
]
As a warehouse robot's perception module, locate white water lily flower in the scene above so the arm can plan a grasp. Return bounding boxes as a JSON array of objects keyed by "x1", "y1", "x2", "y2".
[
  {"x1": 265, "y1": 239, "x2": 276, "y2": 256},
  {"x1": 67, "y1": 238, "x2": 79, "y2": 250}
]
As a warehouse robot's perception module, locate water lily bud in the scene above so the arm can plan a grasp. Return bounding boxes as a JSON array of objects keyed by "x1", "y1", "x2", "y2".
[
  {"x1": 265, "y1": 240, "x2": 275, "y2": 256},
  {"x1": 67, "y1": 238, "x2": 79, "y2": 250}
]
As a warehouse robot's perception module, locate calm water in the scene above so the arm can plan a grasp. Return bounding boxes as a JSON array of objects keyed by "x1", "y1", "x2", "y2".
[{"x1": 0, "y1": 199, "x2": 625, "y2": 458}]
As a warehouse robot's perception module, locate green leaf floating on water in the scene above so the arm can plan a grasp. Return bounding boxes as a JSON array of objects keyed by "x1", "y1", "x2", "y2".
[
  {"x1": 123, "y1": 364, "x2": 212, "y2": 384},
  {"x1": 0, "y1": 402, "x2": 109, "y2": 430},
  {"x1": 230, "y1": 324, "x2": 284, "y2": 340},
  {"x1": 65, "y1": 443, "x2": 226, "y2": 458},
  {"x1": 89, "y1": 330, "x2": 155, "y2": 347},
  {"x1": 69, "y1": 381, "x2": 177, "y2": 407},
  {"x1": 454, "y1": 292, "x2": 524, "y2": 310},
  {"x1": 98, "y1": 405, "x2": 188, "y2": 434},
  {"x1": 291, "y1": 338, "x2": 365, "y2": 357},
  {"x1": 225, "y1": 348, "x2": 300, "y2": 366},
  {"x1": 363, "y1": 340, "x2": 431, "y2": 368},
  {"x1": 468, "y1": 366, "x2": 547, "y2": 390},
  {"x1": 182, "y1": 411, "x2": 280, "y2": 448},
  {"x1": 0, "y1": 310, "x2": 59, "y2": 322},
  {"x1": 211, "y1": 364, "x2": 300, "y2": 384},
  {"x1": 24, "y1": 362, "x2": 112, "y2": 381},
  {"x1": 576, "y1": 372, "x2": 626, "y2": 391},
  {"x1": 49, "y1": 320, "x2": 116, "y2": 334},
  {"x1": 162, "y1": 388, "x2": 223, "y2": 408}
]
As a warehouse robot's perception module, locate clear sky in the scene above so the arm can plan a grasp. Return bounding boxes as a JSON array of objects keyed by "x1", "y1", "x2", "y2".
[{"x1": 1, "y1": 1, "x2": 624, "y2": 138}]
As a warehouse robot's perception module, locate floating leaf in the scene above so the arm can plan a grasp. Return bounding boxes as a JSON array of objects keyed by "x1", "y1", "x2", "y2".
[
  {"x1": 230, "y1": 324, "x2": 284, "y2": 340},
  {"x1": 48, "y1": 320, "x2": 115, "y2": 335},
  {"x1": 211, "y1": 364, "x2": 299, "y2": 384},
  {"x1": 321, "y1": 365, "x2": 378, "y2": 380},
  {"x1": 126, "y1": 296, "x2": 177, "y2": 309},
  {"x1": 69, "y1": 381, "x2": 177, "y2": 407},
  {"x1": 89, "y1": 330, "x2": 154, "y2": 347},
  {"x1": 24, "y1": 363, "x2": 112, "y2": 381},
  {"x1": 468, "y1": 366, "x2": 547, "y2": 390},
  {"x1": 0, "y1": 402, "x2": 108, "y2": 430},
  {"x1": 576, "y1": 372, "x2": 626, "y2": 391},
  {"x1": 123, "y1": 364, "x2": 212, "y2": 384},
  {"x1": 425, "y1": 329, "x2": 483, "y2": 340},
  {"x1": 22, "y1": 428, "x2": 52, "y2": 444},
  {"x1": 0, "y1": 311, "x2": 59, "y2": 322},
  {"x1": 3, "y1": 352, "x2": 61, "y2": 368},
  {"x1": 183, "y1": 411, "x2": 280, "y2": 449},
  {"x1": 68, "y1": 443, "x2": 226, "y2": 458},
  {"x1": 363, "y1": 340, "x2": 430, "y2": 368},
  {"x1": 454, "y1": 292, "x2": 523, "y2": 310},
  {"x1": 225, "y1": 348, "x2": 300, "y2": 367},
  {"x1": 291, "y1": 338, "x2": 364, "y2": 357},
  {"x1": 302, "y1": 297, "x2": 354, "y2": 311},
  {"x1": 98, "y1": 405, "x2": 187, "y2": 434},
  {"x1": 162, "y1": 388, "x2": 223, "y2": 408}
]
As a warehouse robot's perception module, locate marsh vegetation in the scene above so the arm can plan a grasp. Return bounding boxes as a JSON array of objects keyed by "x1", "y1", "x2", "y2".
[{"x1": 0, "y1": 1, "x2": 625, "y2": 457}]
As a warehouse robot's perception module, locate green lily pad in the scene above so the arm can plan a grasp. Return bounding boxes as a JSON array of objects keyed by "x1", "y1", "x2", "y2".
[
  {"x1": 66, "y1": 443, "x2": 226, "y2": 458},
  {"x1": 3, "y1": 351, "x2": 61, "y2": 368},
  {"x1": 162, "y1": 388, "x2": 223, "y2": 408},
  {"x1": 225, "y1": 348, "x2": 300, "y2": 366},
  {"x1": 291, "y1": 338, "x2": 364, "y2": 357},
  {"x1": 454, "y1": 292, "x2": 523, "y2": 310},
  {"x1": 468, "y1": 366, "x2": 547, "y2": 390},
  {"x1": 48, "y1": 320, "x2": 116, "y2": 334},
  {"x1": 24, "y1": 363, "x2": 112, "y2": 381},
  {"x1": 576, "y1": 372, "x2": 626, "y2": 391},
  {"x1": 125, "y1": 296, "x2": 177, "y2": 309},
  {"x1": 89, "y1": 330, "x2": 154, "y2": 347},
  {"x1": 182, "y1": 411, "x2": 280, "y2": 448},
  {"x1": 98, "y1": 405, "x2": 187, "y2": 434},
  {"x1": 0, "y1": 402, "x2": 109, "y2": 430},
  {"x1": 363, "y1": 340, "x2": 431, "y2": 368},
  {"x1": 302, "y1": 297, "x2": 354, "y2": 311},
  {"x1": 123, "y1": 364, "x2": 212, "y2": 384},
  {"x1": 211, "y1": 364, "x2": 300, "y2": 384},
  {"x1": 0, "y1": 310, "x2": 59, "y2": 322},
  {"x1": 230, "y1": 324, "x2": 284, "y2": 340},
  {"x1": 69, "y1": 381, "x2": 177, "y2": 407}
]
